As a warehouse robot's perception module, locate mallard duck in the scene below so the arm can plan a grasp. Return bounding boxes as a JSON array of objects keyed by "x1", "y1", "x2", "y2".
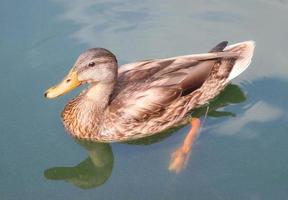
[{"x1": 44, "y1": 41, "x2": 255, "y2": 143}]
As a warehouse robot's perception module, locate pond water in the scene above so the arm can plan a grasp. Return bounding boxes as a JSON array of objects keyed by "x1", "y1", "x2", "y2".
[{"x1": 1, "y1": 0, "x2": 288, "y2": 199}]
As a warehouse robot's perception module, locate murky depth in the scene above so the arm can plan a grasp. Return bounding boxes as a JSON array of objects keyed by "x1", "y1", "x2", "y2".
[{"x1": 1, "y1": 0, "x2": 288, "y2": 199}]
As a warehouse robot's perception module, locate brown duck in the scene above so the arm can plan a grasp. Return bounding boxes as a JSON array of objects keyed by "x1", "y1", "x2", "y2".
[{"x1": 44, "y1": 41, "x2": 254, "y2": 144}]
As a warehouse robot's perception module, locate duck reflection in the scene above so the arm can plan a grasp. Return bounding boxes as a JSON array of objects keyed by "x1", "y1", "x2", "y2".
[
  {"x1": 44, "y1": 83, "x2": 245, "y2": 188},
  {"x1": 44, "y1": 141, "x2": 113, "y2": 189}
]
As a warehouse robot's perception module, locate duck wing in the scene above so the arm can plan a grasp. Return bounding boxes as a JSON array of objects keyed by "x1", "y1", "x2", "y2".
[
  {"x1": 108, "y1": 41, "x2": 254, "y2": 128},
  {"x1": 109, "y1": 42, "x2": 228, "y2": 118}
]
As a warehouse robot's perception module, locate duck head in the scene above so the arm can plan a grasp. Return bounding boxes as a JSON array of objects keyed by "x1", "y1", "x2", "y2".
[{"x1": 44, "y1": 48, "x2": 117, "y2": 99}]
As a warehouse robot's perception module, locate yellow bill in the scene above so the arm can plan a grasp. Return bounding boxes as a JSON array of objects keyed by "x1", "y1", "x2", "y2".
[{"x1": 44, "y1": 68, "x2": 81, "y2": 99}]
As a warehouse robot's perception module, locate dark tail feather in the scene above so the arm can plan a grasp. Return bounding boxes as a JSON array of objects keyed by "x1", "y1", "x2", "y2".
[{"x1": 209, "y1": 41, "x2": 228, "y2": 52}]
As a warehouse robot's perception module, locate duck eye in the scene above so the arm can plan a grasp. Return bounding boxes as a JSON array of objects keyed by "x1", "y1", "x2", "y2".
[
  {"x1": 88, "y1": 62, "x2": 95, "y2": 67},
  {"x1": 66, "y1": 78, "x2": 71, "y2": 83}
]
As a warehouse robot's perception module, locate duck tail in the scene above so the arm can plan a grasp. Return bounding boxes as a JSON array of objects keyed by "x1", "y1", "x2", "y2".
[
  {"x1": 209, "y1": 41, "x2": 228, "y2": 52},
  {"x1": 225, "y1": 41, "x2": 255, "y2": 80}
]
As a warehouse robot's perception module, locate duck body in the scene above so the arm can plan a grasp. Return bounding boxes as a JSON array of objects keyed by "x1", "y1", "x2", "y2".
[{"x1": 45, "y1": 41, "x2": 255, "y2": 142}]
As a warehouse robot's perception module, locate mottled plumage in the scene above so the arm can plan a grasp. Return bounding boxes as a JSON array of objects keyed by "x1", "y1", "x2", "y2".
[{"x1": 45, "y1": 41, "x2": 255, "y2": 142}]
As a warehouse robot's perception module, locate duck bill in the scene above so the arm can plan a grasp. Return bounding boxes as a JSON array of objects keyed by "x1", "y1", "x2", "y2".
[{"x1": 44, "y1": 68, "x2": 81, "y2": 99}]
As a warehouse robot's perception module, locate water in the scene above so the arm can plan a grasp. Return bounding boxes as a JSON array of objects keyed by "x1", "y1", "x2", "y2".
[{"x1": 1, "y1": 0, "x2": 288, "y2": 199}]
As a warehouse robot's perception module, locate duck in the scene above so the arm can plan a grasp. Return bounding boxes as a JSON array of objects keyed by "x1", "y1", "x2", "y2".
[{"x1": 44, "y1": 41, "x2": 255, "y2": 143}]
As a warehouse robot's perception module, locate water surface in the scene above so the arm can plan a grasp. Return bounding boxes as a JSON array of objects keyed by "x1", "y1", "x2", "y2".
[{"x1": 1, "y1": 0, "x2": 288, "y2": 199}]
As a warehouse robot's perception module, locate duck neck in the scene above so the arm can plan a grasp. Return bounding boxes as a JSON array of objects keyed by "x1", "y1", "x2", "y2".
[
  {"x1": 85, "y1": 81, "x2": 115, "y2": 109},
  {"x1": 62, "y1": 81, "x2": 115, "y2": 139}
]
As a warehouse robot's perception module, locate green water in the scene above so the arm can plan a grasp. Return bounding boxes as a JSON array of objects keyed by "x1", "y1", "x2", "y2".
[{"x1": 1, "y1": 0, "x2": 288, "y2": 199}]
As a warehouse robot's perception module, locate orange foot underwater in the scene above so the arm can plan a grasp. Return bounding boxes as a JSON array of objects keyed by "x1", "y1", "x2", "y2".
[{"x1": 169, "y1": 118, "x2": 201, "y2": 173}]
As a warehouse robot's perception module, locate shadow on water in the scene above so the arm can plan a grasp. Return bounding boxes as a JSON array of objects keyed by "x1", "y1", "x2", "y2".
[
  {"x1": 44, "y1": 83, "x2": 246, "y2": 189},
  {"x1": 44, "y1": 140, "x2": 113, "y2": 189}
]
